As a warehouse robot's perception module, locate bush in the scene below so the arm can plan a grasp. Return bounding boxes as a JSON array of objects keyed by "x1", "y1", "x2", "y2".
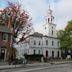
[
  {"x1": 12, "y1": 58, "x2": 27, "y2": 65},
  {"x1": 12, "y1": 58, "x2": 22, "y2": 65}
]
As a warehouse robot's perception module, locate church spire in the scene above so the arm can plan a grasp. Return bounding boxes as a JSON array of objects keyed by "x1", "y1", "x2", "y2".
[
  {"x1": 48, "y1": 0, "x2": 51, "y2": 10},
  {"x1": 47, "y1": 1, "x2": 54, "y2": 24}
]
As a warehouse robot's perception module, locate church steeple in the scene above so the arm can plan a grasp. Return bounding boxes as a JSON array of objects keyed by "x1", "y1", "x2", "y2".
[
  {"x1": 43, "y1": 2, "x2": 57, "y2": 37},
  {"x1": 47, "y1": 4, "x2": 54, "y2": 24}
]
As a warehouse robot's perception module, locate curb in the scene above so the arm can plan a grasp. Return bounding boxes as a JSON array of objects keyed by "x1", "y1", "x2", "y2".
[
  {"x1": 0, "y1": 61, "x2": 72, "y2": 70},
  {"x1": 50, "y1": 61, "x2": 72, "y2": 65},
  {"x1": 0, "y1": 65, "x2": 24, "y2": 70}
]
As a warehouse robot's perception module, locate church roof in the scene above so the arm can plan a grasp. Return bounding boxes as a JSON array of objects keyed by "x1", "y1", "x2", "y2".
[
  {"x1": 29, "y1": 32, "x2": 58, "y2": 39},
  {"x1": 44, "y1": 35, "x2": 58, "y2": 39},
  {"x1": 30, "y1": 32, "x2": 43, "y2": 37}
]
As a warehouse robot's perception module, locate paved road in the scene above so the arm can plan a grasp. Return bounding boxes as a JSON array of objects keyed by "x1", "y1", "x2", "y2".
[
  {"x1": 0, "y1": 63, "x2": 72, "y2": 72},
  {"x1": 29, "y1": 64, "x2": 72, "y2": 72}
]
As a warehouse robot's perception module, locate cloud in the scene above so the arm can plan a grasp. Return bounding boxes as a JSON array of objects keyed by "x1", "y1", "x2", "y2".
[
  {"x1": 54, "y1": 0, "x2": 72, "y2": 30},
  {"x1": 10, "y1": 0, "x2": 72, "y2": 31},
  {"x1": 0, "y1": 0, "x2": 72, "y2": 32},
  {"x1": 17, "y1": 0, "x2": 53, "y2": 32}
]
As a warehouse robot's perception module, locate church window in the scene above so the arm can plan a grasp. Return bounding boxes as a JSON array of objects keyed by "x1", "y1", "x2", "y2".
[
  {"x1": 39, "y1": 41, "x2": 40, "y2": 45},
  {"x1": 46, "y1": 40, "x2": 48, "y2": 45},
  {"x1": 46, "y1": 50, "x2": 48, "y2": 57},
  {"x1": 57, "y1": 51, "x2": 59, "y2": 58},
  {"x1": 52, "y1": 26, "x2": 53, "y2": 29},
  {"x1": 52, "y1": 51, "x2": 54, "y2": 58},
  {"x1": 52, "y1": 41, "x2": 54, "y2": 46},
  {"x1": 45, "y1": 27, "x2": 47, "y2": 29},
  {"x1": 52, "y1": 30, "x2": 53, "y2": 35},
  {"x1": 51, "y1": 18, "x2": 52, "y2": 22},
  {"x1": 34, "y1": 40, "x2": 36, "y2": 45},
  {"x1": 48, "y1": 18, "x2": 50, "y2": 23},
  {"x1": 34, "y1": 50, "x2": 36, "y2": 54}
]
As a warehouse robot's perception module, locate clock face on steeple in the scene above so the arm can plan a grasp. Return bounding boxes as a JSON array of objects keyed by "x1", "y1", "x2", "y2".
[
  {"x1": 47, "y1": 10, "x2": 54, "y2": 23},
  {"x1": 48, "y1": 9, "x2": 52, "y2": 14}
]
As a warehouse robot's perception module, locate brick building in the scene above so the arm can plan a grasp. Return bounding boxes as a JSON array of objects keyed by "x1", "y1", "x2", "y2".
[{"x1": 0, "y1": 25, "x2": 12, "y2": 62}]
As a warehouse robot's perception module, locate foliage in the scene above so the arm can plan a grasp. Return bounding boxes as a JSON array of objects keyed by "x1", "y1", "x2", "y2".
[
  {"x1": 65, "y1": 20, "x2": 72, "y2": 31},
  {"x1": 0, "y1": 2, "x2": 33, "y2": 63},
  {"x1": 58, "y1": 20, "x2": 72, "y2": 52},
  {"x1": 0, "y1": 2, "x2": 33, "y2": 43}
]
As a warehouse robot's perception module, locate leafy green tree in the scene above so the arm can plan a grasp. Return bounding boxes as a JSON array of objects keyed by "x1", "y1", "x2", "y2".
[
  {"x1": 65, "y1": 20, "x2": 72, "y2": 31},
  {"x1": 64, "y1": 20, "x2": 72, "y2": 51},
  {"x1": 58, "y1": 20, "x2": 72, "y2": 58}
]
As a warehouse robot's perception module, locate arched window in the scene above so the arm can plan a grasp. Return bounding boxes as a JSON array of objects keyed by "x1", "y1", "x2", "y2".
[
  {"x1": 52, "y1": 51, "x2": 54, "y2": 58},
  {"x1": 34, "y1": 40, "x2": 36, "y2": 45},
  {"x1": 52, "y1": 30, "x2": 53, "y2": 35},
  {"x1": 46, "y1": 50, "x2": 48, "y2": 57},
  {"x1": 57, "y1": 51, "x2": 59, "y2": 58},
  {"x1": 48, "y1": 18, "x2": 50, "y2": 23},
  {"x1": 34, "y1": 50, "x2": 36, "y2": 54}
]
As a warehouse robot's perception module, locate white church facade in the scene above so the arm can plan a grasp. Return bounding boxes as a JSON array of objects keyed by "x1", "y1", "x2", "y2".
[{"x1": 14, "y1": 7, "x2": 61, "y2": 61}]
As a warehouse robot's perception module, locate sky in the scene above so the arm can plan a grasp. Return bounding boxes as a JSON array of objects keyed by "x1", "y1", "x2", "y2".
[{"x1": 0, "y1": 0, "x2": 72, "y2": 33}]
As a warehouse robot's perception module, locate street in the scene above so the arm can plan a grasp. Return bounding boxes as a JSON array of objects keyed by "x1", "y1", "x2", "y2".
[{"x1": 0, "y1": 63, "x2": 72, "y2": 72}]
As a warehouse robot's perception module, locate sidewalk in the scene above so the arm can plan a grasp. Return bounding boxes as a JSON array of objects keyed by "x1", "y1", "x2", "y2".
[
  {"x1": 0, "y1": 60, "x2": 72, "y2": 70},
  {"x1": 0, "y1": 62, "x2": 50, "y2": 70},
  {"x1": 49, "y1": 60, "x2": 72, "y2": 64}
]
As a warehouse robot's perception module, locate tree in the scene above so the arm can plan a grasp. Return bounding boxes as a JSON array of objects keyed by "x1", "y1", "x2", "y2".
[
  {"x1": 65, "y1": 20, "x2": 72, "y2": 31},
  {"x1": 58, "y1": 20, "x2": 72, "y2": 58},
  {"x1": 0, "y1": 2, "x2": 33, "y2": 43},
  {"x1": 64, "y1": 20, "x2": 72, "y2": 50},
  {"x1": 0, "y1": 2, "x2": 33, "y2": 63}
]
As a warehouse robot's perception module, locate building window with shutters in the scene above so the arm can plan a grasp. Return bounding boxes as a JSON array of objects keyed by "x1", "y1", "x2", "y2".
[{"x1": 2, "y1": 33, "x2": 8, "y2": 41}]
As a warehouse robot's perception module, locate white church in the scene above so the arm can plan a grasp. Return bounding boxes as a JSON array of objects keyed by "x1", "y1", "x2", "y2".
[{"x1": 14, "y1": 6, "x2": 61, "y2": 61}]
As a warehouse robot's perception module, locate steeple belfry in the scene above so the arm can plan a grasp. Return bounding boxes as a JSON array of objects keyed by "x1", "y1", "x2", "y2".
[{"x1": 47, "y1": 4, "x2": 54, "y2": 24}]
